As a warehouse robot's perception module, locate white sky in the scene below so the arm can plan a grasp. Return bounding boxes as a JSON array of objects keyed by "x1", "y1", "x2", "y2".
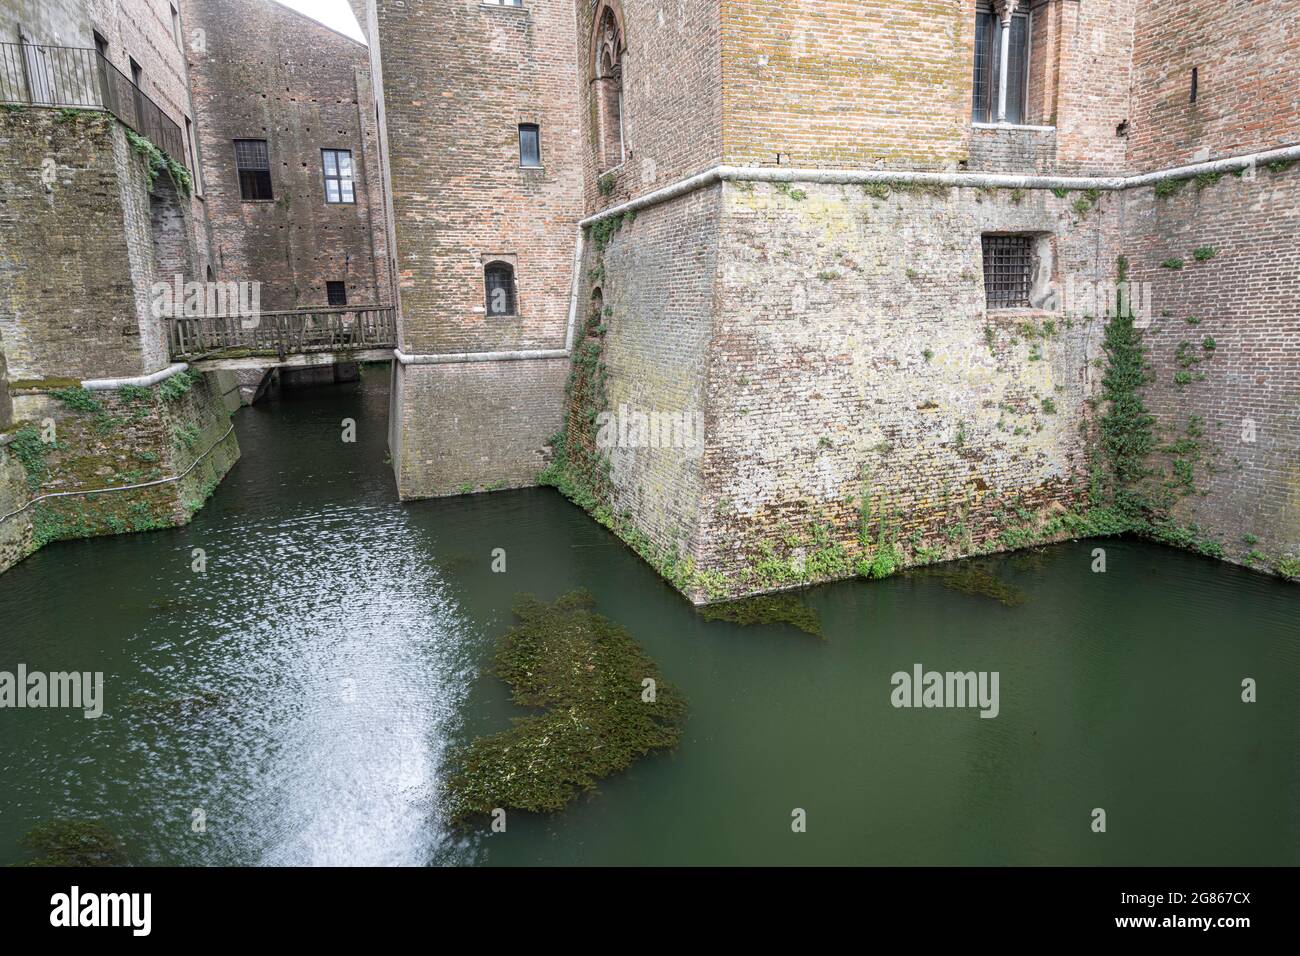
[{"x1": 271, "y1": 0, "x2": 367, "y2": 44}]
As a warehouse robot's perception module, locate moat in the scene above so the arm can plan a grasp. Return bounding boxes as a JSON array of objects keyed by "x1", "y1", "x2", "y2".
[{"x1": 1, "y1": 367, "x2": 1296, "y2": 866}]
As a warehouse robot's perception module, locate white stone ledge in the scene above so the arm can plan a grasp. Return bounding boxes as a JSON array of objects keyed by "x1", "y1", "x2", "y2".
[
  {"x1": 394, "y1": 348, "x2": 569, "y2": 365},
  {"x1": 579, "y1": 143, "x2": 1300, "y2": 226}
]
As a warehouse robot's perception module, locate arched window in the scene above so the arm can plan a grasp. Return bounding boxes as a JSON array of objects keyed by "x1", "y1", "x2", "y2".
[
  {"x1": 591, "y1": 2, "x2": 625, "y2": 171},
  {"x1": 484, "y1": 261, "x2": 516, "y2": 316}
]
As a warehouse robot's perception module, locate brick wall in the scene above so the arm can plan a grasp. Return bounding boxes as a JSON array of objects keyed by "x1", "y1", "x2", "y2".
[
  {"x1": 1129, "y1": 0, "x2": 1300, "y2": 169},
  {"x1": 722, "y1": 0, "x2": 972, "y2": 171},
  {"x1": 0, "y1": 111, "x2": 180, "y2": 381},
  {"x1": 580, "y1": 0, "x2": 722, "y2": 213},
  {"x1": 1123, "y1": 165, "x2": 1300, "y2": 570},
  {"x1": 182, "y1": 0, "x2": 390, "y2": 309},
  {"x1": 375, "y1": 0, "x2": 582, "y2": 355},
  {"x1": 581, "y1": 185, "x2": 723, "y2": 560}
]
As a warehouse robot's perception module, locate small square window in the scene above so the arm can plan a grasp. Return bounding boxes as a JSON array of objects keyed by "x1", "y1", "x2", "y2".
[
  {"x1": 322, "y1": 148, "x2": 355, "y2": 204},
  {"x1": 326, "y1": 281, "x2": 347, "y2": 306},
  {"x1": 235, "y1": 139, "x2": 272, "y2": 200},
  {"x1": 982, "y1": 235, "x2": 1034, "y2": 309},
  {"x1": 519, "y1": 124, "x2": 541, "y2": 167}
]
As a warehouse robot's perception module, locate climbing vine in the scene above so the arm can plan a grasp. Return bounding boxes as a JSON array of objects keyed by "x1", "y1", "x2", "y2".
[{"x1": 125, "y1": 129, "x2": 192, "y2": 197}]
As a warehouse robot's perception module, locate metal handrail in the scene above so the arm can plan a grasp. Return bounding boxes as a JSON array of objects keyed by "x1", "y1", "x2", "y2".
[{"x1": 0, "y1": 41, "x2": 186, "y2": 169}]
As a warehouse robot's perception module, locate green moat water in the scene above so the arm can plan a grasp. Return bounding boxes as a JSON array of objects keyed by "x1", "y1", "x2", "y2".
[{"x1": 1, "y1": 367, "x2": 1297, "y2": 865}]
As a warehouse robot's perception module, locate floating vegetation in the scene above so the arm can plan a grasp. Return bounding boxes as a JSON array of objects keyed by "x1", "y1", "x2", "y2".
[
  {"x1": 443, "y1": 590, "x2": 686, "y2": 823},
  {"x1": 128, "y1": 690, "x2": 225, "y2": 719},
  {"x1": 18, "y1": 819, "x2": 126, "y2": 867},
  {"x1": 927, "y1": 563, "x2": 1026, "y2": 608},
  {"x1": 700, "y1": 593, "x2": 823, "y2": 638}
]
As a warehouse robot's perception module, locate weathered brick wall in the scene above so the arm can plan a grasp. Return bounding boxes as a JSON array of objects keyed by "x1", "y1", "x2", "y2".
[
  {"x1": 579, "y1": 186, "x2": 722, "y2": 561},
  {"x1": 0, "y1": 111, "x2": 172, "y2": 381},
  {"x1": 1123, "y1": 165, "x2": 1300, "y2": 572},
  {"x1": 1049, "y1": 0, "x2": 1134, "y2": 174},
  {"x1": 373, "y1": 0, "x2": 584, "y2": 498},
  {"x1": 580, "y1": 0, "x2": 722, "y2": 213},
  {"x1": 675, "y1": 181, "x2": 1116, "y2": 594},
  {"x1": 375, "y1": 0, "x2": 582, "y2": 354},
  {"x1": 968, "y1": 126, "x2": 1057, "y2": 174},
  {"x1": 182, "y1": 0, "x2": 390, "y2": 309},
  {"x1": 1129, "y1": 0, "x2": 1300, "y2": 169},
  {"x1": 721, "y1": 0, "x2": 972, "y2": 171},
  {"x1": 0, "y1": 370, "x2": 239, "y2": 575},
  {"x1": 393, "y1": 358, "x2": 569, "y2": 497},
  {"x1": 84, "y1": 0, "x2": 216, "y2": 274}
]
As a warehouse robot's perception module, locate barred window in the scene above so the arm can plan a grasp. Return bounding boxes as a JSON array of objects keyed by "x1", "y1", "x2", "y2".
[
  {"x1": 326, "y1": 281, "x2": 347, "y2": 306},
  {"x1": 234, "y1": 139, "x2": 272, "y2": 200},
  {"x1": 322, "y1": 148, "x2": 354, "y2": 203},
  {"x1": 484, "y1": 262, "x2": 516, "y2": 316},
  {"x1": 982, "y1": 235, "x2": 1034, "y2": 309}
]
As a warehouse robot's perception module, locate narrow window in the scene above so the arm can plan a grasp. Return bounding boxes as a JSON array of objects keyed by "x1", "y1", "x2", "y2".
[
  {"x1": 234, "y1": 139, "x2": 273, "y2": 200},
  {"x1": 484, "y1": 261, "x2": 516, "y2": 316},
  {"x1": 170, "y1": 5, "x2": 183, "y2": 50},
  {"x1": 972, "y1": 4, "x2": 1030, "y2": 124},
  {"x1": 326, "y1": 281, "x2": 347, "y2": 306},
  {"x1": 93, "y1": 31, "x2": 108, "y2": 57},
  {"x1": 322, "y1": 148, "x2": 355, "y2": 203},
  {"x1": 593, "y1": 3, "x2": 625, "y2": 171},
  {"x1": 185, "y1": 117, "x2": 203, "y2": 193},
  {"x1": 1190, "y1": 67, "x2": 1199, "y2": 103},
  {"x1": 519, "y1": 124, "x2": 541, "y2": 167},
  {"x1": 982, "y1": 235, "x2": 1034, "y2": 309},
  {"x1": 482, "y1": 0, "x2": 523, "y2": 5}
]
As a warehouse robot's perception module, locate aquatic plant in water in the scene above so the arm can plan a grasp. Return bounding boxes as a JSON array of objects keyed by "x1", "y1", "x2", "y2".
[
  {"x1": 700, "y1": 593, "x2": 823, "y2": 637},
  {"x1": 443, "y1": 590, "x2": 686, "y2": 823},
  {"x1": 927, "y1": 564, "x2": 1026, "y2": 608},
  {"x1": 18, "y1": 819, "x2": 126, "y2": 866}
]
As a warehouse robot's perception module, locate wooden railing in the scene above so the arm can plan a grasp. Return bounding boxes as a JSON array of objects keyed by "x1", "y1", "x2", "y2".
[{"x1": 168, "y1": 306, "x2": 397, "y2": 361}]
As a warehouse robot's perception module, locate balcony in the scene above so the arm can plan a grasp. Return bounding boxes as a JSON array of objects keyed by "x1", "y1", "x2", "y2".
[{"x1": 0, "y1": 41, "x2": 186, "y2": 170}]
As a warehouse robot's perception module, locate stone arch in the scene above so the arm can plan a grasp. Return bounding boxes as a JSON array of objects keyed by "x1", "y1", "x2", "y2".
[{"x1": 589, "y1": 0, "x2": 626, "y2": 171}]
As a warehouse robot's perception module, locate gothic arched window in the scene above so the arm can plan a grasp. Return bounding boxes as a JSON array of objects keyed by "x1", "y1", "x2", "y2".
[{"x1": 592, "y1": 2, "x2": 625, "y2": 171}]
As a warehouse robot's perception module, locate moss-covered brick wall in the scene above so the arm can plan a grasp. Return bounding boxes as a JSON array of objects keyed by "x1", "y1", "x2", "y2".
[
  {"x1": 1121, "y1": 164, "x2": 1300, "y2": 579},
  {"x1": 0, "y1": 370, "x2": 239, "y2": 574}
]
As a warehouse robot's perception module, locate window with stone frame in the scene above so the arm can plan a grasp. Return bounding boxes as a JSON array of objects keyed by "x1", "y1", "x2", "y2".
[{"x1": 972, "y1": 1, "x2": 1031, "y2": 125}]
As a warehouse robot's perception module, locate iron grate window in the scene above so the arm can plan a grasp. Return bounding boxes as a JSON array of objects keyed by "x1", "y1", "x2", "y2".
[
  {"x1": 982, "y1": 235, "x2": 1034, "y2": 309},
  {"x1": 326, "y1": 281, "x2": 347, "y2": 306},
  {"x1": 234, "y1": 139, "x2": 272, "y2": 200}
]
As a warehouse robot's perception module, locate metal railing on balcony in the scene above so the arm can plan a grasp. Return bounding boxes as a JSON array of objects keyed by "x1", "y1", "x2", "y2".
[
  {"x1": 0, "y1": 41, "x2": 186, "y2": 170},
  {"x1": 168, "y1": 306, "x2": 398, "y2": 361}
]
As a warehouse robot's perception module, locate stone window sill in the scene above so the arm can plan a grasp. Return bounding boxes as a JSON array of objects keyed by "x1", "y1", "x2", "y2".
[{"x1": 972, "y1": 122, "x2": 1056, "y2": 133}]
